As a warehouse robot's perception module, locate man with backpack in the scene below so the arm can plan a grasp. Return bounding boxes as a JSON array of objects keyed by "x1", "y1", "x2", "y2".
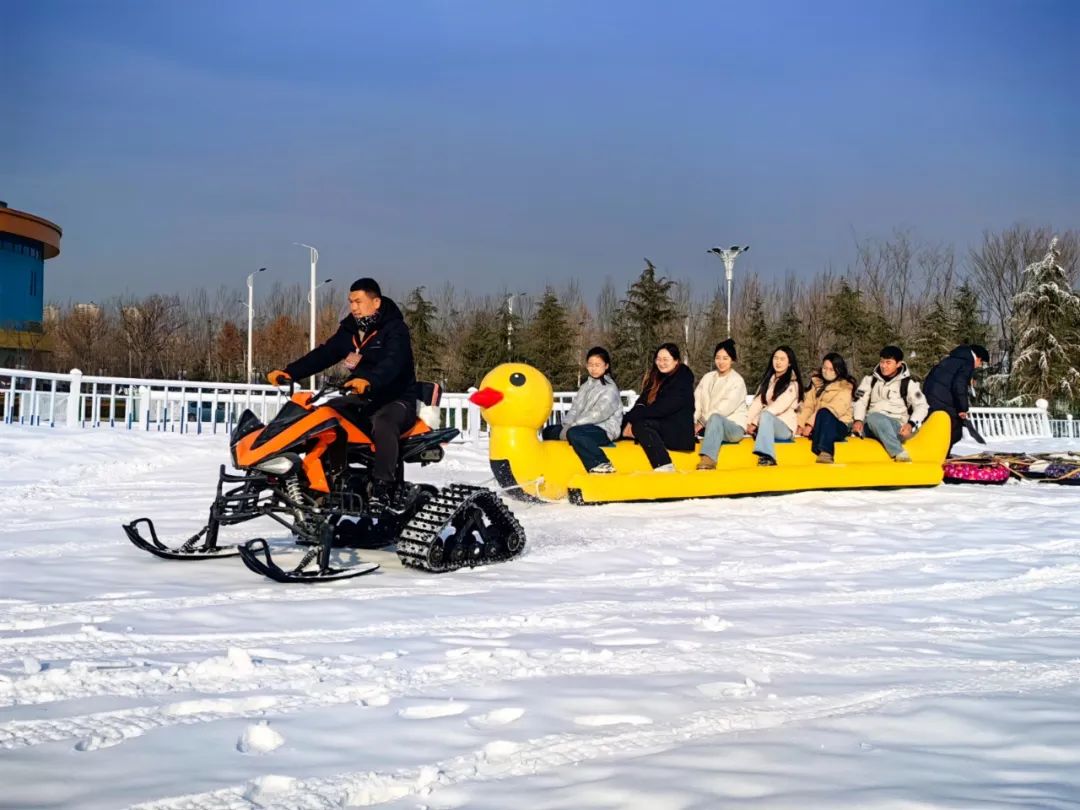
[{"x1": 852, "y1": 345, "x2": 929, "y2": 462}]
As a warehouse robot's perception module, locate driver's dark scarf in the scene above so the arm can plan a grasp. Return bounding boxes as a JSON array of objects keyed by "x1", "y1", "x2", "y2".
[{"x1": 354, "y1": 312, "x2": 379, "y2": 335}]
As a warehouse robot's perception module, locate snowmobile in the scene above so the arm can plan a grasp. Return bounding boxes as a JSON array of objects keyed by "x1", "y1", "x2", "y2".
[{"x1": 123, "y1": 381, "x2": 525, "y2": 582}]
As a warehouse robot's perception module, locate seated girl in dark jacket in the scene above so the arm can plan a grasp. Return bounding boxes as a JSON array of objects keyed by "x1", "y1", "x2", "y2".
[{"x1": 621, "y1": 343, "x2": 695, "y2": 471}]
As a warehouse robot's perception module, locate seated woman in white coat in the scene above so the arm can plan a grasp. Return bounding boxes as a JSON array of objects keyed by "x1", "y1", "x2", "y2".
[{"x1": 694, "y1": 339, "x2": 749, "y2": 470}]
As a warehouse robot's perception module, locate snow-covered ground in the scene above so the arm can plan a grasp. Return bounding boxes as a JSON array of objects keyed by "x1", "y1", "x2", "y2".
[{"x1": 2, "y1": 427, "x2": 1080, "y2": 809}]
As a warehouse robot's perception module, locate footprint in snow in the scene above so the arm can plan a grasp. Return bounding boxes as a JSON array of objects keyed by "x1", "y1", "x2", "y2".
[
  {"x1": 397, "y1": 702, "x2": 469, "y2": 720},
  {"x1": 467, "y1": 707, "x2": 525, "y2": 729},
  {"x1": 574, "y1": 714, "x2": 653, "y2": 727},
  {"x1": 592, "y1": 637, "x2": 661, "y2": 647}
]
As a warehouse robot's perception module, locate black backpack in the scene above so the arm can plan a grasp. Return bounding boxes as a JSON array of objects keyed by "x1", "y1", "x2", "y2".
[{"x1": 858, "y1": 375, "x2": 915, "y2": 418}]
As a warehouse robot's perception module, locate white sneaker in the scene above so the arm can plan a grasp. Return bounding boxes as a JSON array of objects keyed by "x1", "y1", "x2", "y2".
[
  {"x1": 894, "y1": 450, "x2": 912, "y2": 463},
  {"x1": 591, "y1": 462, "x2": 616, "y2": 474},
  {"x1": 653, "y1": 463, "x2": 676, "y2": 472}
]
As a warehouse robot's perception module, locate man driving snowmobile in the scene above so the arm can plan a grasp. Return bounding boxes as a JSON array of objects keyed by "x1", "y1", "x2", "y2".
[{"x1": 267, "y1": 277, "x2": 418, "y2": 514}]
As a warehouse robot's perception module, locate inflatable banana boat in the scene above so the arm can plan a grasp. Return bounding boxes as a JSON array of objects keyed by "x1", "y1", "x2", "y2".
[{"x1": 469, "y1": 363, "x2": 951, "y2": 504}]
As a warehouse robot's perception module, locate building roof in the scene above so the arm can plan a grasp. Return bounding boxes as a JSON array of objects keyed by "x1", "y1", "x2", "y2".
[{"x1": 0, "y1": 204, "x2": 62, "y2": 259}]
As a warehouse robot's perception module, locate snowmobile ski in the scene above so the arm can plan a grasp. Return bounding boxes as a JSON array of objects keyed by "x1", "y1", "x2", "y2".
[
  {"x1": 237, "y1": 537, "x2": 380, "y2": 583},
  {"x1": 123, "y1": 517, "x2": 242, "y2": 560}
]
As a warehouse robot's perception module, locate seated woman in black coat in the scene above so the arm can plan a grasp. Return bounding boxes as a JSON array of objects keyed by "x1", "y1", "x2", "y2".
[{"x1": 621, "y1": 343, "x2": 696, "y2": 471}]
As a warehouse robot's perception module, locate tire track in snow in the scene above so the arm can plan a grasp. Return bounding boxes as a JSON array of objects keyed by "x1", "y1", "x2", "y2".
[
  {"x1": 4, "y1": 615, "x2": 1077, "y2": 751},
  {"x1": 6, "y1": 561, "x2": 1080, "y2": 662},
  {"x1": 129, "y1": 659, "x2": 1080, "y2": 810},
  {"x1": 4, "y1": 519, "x2": 1075, "y2": 619},
  {"x1": 6, "y1": 615, "x2": 1064, "y2": 709}
]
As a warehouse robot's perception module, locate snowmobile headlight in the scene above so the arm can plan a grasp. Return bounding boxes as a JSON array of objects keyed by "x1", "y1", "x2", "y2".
[{"x1": 254, "y1": 455, "x2": 298, "y2": 475}]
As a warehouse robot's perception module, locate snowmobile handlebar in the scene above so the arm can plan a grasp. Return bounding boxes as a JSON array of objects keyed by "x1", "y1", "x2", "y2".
[{"x1": 272, "y1": 378, "x2": 369, "y2": 406}]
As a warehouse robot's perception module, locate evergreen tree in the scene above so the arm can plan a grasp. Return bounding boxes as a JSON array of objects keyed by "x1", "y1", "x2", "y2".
[
  {"x1": 770, "y1": 304, "x2": 810, "y2": 371},
  {"x1": 522, "y1": 289, "x2": 577, "y2": 389},
  {"x1": 610, "y1": 259, "x2": 680, "y2": 386},
  {"x1": 950, "y1": 282, "x2": 991, "y2": 349},
  {"x1": 403, "y1": 287, "x2": 445, "y2": 384},
  {"x1": 910, "y1": 298, "x2": 954, "y2": 377},
  {"x1": 495, "y1": 297, "x2": 524, "y2": 364},
  {"x1": 1010, "y1": 238, "x2": 1080, "y2": 410},
  {"x1": 740, "y1": 295, "x2": 772, "y2": 380},
  {"x1": 825, "y1": 279, "x2": 868, "y2": 369},
  {"x1": 451, "y1": 309, "x2": 504, "y2": 391},
  {"x1": 695, "y1": 288, "x2": 727, "y2": 372}
]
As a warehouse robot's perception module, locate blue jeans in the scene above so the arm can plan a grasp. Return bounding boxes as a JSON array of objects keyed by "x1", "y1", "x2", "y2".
[
  {"x1": 541, "y1": 423, "x2": 614, "y2": 471},
  {"x1": 865, "y1": 412, "x2": 904, "y2": 457},
  {"x1": 753, "y1": 411, "x2": 793, "y2": 461},
  {"x1": 810, "y1": 409, "x2": 850, "y2": 456},
  {"x1": 698, "y1": 414, "x2": 746, "y2": 461}
]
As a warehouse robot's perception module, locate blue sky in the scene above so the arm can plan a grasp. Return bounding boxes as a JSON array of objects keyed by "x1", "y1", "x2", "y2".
[{"x1": 3, "y1": 0, "x2": 1078, "y2": 305}]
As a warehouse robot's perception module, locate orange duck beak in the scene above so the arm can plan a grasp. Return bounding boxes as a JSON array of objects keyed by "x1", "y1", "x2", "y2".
[{"x1": 469, "y1": 387, "x2": 504, "y2": 409}]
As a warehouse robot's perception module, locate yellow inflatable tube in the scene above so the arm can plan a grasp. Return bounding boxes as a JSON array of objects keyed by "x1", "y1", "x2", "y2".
[{"x1": 469, "y1": 363, "x2": 951, "y2": 504}]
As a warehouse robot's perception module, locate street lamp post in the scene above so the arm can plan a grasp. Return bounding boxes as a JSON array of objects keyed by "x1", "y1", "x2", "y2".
[
  {"x1": 707, "y1": 245, "x2": 750, "y2": 338},
  {"x1": 505, "y1": 292, "x2": 525, "y2": 358},
  {"x1": 294, "y1": 243, "x2": 320, "y2": 354},
  {"x1": 246, "y1": 267, "x2": 266, "y2": 384},
  {"x1": 304, "y1": 277, "x2": 333, "y2": 389}
]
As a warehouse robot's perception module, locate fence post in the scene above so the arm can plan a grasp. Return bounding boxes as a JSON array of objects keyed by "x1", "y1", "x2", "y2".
[
  {"x1": 139, "y1": 385, "x2": 151, "y2": 430},
  {"x1": 3, "y1": 374, "x2": 14, "y2": 424},
  {"x1": 466, "y1": 386, "x2": 480, "y2": 441},
  {"x1": 65, "y1": 369, "x2": 83, "y2": 427},
  {"x1": 1035, "y1": 398, "x2": 1051, "y2": 438}
]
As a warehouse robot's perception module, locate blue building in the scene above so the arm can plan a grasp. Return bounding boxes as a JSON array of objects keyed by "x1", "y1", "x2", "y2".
[{"x1": 0, "y1": 201, "x2": 62, "y2": 365}]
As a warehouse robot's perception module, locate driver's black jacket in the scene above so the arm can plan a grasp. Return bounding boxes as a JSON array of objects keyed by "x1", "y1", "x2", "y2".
[{"x1": 284, "y1": 296, "x2": 418, "y2": 409}]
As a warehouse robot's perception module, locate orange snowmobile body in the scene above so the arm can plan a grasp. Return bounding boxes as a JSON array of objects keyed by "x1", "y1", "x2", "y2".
[{"x1": 231, "y1": 390, "x2": 447, "y2": 494}]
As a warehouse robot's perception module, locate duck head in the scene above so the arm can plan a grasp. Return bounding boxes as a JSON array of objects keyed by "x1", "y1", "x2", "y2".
[{"x1": 470, "y1": 363, "x2": 553, "y2": 429}]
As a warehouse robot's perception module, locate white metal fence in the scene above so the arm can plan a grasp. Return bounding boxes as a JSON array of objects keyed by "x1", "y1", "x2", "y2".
[
  {"x1": 4, "y1": 368, "x2": 1069, "y2": 442},
  {"x1": 0, "y1": 367, "x2": 637, "y2": 442},
  {"x1": 967, "y1": 407, "x2": 1053, "y2": 440}
]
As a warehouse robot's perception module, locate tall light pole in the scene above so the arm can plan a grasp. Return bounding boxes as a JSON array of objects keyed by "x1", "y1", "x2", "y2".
[
  {"x1": 246, "y1": 267, "x2": 266, "y2": 384},
  {"x1": 707, "y1": 245, "x2": 749, "y2": 338},
  {"x1": 294, "y1": 243, "x2": 320, "y2": 353},
  {"x1": 304, "y1": 277, "x2": 333, "y2": 389},
  {"x1": 505, "y1": 292, "x2": 525, "y2": 358}
]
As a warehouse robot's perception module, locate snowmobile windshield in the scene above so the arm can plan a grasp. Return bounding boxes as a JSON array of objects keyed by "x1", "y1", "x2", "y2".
[
  {"x1": 251, "y1": 400, "x2": 316, "y2": 450},
  {"x1": 230, "y1": 410, "x2": 264, "y2": 446}
]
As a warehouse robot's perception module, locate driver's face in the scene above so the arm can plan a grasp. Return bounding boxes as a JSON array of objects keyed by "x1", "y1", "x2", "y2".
[{"x1": 349, "y1": 291, "x2": 380, "y2": 319}]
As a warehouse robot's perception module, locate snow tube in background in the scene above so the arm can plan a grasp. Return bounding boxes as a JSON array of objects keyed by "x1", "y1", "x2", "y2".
[{"x1": 943, "y1": 461, "x2": 1010, "y2": 485}]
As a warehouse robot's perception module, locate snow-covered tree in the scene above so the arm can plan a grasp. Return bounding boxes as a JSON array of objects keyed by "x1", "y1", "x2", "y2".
[{"x1": 1010, "y1": 238, "x2": 1080, "y2": 410}]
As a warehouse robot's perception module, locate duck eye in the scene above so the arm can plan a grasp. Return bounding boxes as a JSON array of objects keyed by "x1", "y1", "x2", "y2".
[{"x1": 510, "y1": 372, "x2": 526, "y2": 387}]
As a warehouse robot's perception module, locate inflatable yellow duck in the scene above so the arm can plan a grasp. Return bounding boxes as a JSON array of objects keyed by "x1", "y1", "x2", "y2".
[{"x1": 469, "y1": 363, "x2": 951, "y2": 504}]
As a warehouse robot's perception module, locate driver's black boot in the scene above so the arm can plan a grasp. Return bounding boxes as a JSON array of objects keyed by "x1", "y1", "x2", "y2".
[{"x1": 369, "y1": 479, "x2": 400, "y2": 517}]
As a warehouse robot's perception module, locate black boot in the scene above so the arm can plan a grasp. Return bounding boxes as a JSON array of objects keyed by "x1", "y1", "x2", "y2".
[{"x1": 368, "y1": 479, "x2": 395, "y2": 517}]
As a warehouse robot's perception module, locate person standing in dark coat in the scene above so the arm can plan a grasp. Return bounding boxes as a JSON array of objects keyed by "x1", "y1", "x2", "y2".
[
  {"x1": 621, "y1": 343, "x2": 695, "y2": 471},
  {"x1": 922, "y1": 344, "x2": 990, "y2": 454},
  {"x1": 266, "y1": 277, "x2": 418, "y2": 512}
]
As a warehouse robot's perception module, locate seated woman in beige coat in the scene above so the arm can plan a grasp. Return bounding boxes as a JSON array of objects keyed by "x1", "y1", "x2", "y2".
[
  {"x1": 694, "y1": 339, "x2": 749, "y2": 470},
  {"x1": 745, "y1": 345, "x2": 805, "y2": 466},
  {"x1": 797, "y1": 352, "x2": 856, "y2": 464}
]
